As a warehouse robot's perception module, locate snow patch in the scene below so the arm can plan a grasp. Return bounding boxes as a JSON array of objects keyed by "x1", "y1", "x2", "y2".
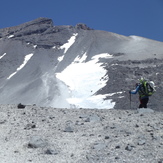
[
  {"x1": 41, "y1": 72, "x2": 71, "y2": 108},
  {"x1": 0, "y1": 53, "x2": 6, "y2": 59},
  {"x1": 74, "y1": 52, "x2": 87, "y2": 63},
  {"x1": 129, "y1": 35, "x2": 145, "y2": 41},
  {"x1": 111, "y1": 63, "x2": 118, "y2": 66},
  {"x1": 92, "y1": 53, "x2": 113, "y2": 59},
  {"x1": 58, "y1": 55, "x2": 64, "y2": 62},
  {"x1": 107, "y1": 91, "x2": 124, "y2": 96},
  {"x1": 33, "y1": 45, "x2": 37, "y2": 49},
  {"x1": 7, "y1": 53, "x2": 34, "y2": 79},
  {"x1": 8, "y1": 35, "x2": 14, "y2": 38},
  {"x1": 60, "y1": 33, "x2": 78, "y2": 53},
  {"x1": 56, "y1": 53, "x2": 115, "y2": 109}
]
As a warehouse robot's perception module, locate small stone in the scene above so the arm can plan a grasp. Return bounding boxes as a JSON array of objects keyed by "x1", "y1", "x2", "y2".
[
  {"x1": 146, "y1": 129, "x2": 153, "y2": 132},
  {"x1": 24, "y1": 124, "x2": 36, "y2": 130},
  {"x1": 28, "y1": 136, "x2": 47, "y2": 148},
  {"x1": 17, "y1": 103, "x2": 26, "y2": 109},
  {"x1": 115, "y1": 145, "x2": 120, "y2": 149},
  {"x1": 31, "y1": 125, "x2": 36, "y2": 128},
  {"x1": 89, "y1": 115, "x2": 101, "y2": 122},
  {"x1": 135, "y1": 124, "x2": 139, "y2": 128},
  {"x1": 125, "y1": 131, "x2": 132, "y2": 136},
  {"x1": 84, "y1": 118, "x2": 90, "y2": 122},
  {"x1": 138, "y1": 139, "x2": 146, "y2": 145},
  {"x1": 93, "y1": 143, "x2": 106, "y2": 150},
  {"x1": 79, "y1": 114, "x2": 88, "y2": 119},
  {"x1": 45, "y1": 149, "x2": 58, "y2": 155},
  {"x1": 115, "y1": 156, "x2": 120, "y2": 160},
  {"x1": 0, "y1": 120, "x2": 6, "y2": 124},
  {"x1": 105, "y1": 136, "x2": 110, "y2": 139},
  {"x1": 110, "y1": 126, "x2": 116, "y2": 129},
  {"x1": 64, "y1": 121, "x2": 74, "y2": 132},
  {"x1": 64, "y1": 126, "x2": 74, "y2": 132},
  {"x1": 14, "y1": 151, "x2": 19, "y2": 153},
  {"x1": 125, "y1": 144, "x2": 134, "y2": 151},
  {"x1": 75, "y1": 121, "x2": 84, "y2": 125}
]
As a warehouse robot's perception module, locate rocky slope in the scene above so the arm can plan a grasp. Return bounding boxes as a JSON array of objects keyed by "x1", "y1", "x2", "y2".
[{"x1": 0, "y1": 104, "x2": 163, "y2": 163}]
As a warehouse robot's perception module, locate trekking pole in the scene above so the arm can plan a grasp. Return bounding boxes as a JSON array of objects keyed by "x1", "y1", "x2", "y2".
[{"x1": 129, "y1": 92, "x2": 131, "y2": 110}]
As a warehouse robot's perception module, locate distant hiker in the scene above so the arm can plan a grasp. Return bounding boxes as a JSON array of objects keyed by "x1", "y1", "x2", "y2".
[{"x1": 129, "y1": 78, "x2": 155, "y2": 108}]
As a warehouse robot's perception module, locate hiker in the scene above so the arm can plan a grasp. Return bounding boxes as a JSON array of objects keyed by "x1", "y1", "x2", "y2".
[{"x1": 129, "y1": 78, "x2": 155, "y2": 108}]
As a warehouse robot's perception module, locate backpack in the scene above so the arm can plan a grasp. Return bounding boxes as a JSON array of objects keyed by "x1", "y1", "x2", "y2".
[{"x1": 139, "y1": 81, "x2": 155, "y2": 96}]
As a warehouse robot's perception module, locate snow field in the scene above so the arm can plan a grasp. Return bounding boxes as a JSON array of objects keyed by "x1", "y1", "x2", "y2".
[{"x1": 56, "y1": 53, "x2": 115, "y2": 109}]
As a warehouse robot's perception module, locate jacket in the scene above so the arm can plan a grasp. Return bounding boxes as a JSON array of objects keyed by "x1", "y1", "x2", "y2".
[{"x1": 130, "y1": 84, "x2": 149, "y2": 99}]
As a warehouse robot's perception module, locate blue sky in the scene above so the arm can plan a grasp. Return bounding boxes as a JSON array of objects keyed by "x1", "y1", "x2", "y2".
[{"x1": 0, "y1": 0, "x2": 163, "y2": 42}]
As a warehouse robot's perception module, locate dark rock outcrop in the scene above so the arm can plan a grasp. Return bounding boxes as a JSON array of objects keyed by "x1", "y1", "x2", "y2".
[{"x1": 75, "y1": 23, "x2": 92, "y2": 30}]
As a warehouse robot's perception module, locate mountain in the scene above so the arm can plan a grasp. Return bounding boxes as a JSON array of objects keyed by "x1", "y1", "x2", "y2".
[{"x1": 0, "y1": 17, "x2": 163, "y2": 110}]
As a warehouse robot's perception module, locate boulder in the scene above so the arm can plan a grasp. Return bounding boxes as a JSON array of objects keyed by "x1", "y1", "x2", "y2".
[{"x1": 28, "y1": 136, "x2": 47, "y2": 148}]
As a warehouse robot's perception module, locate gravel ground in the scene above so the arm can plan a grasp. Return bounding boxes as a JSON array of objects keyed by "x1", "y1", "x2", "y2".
[{"x1": 0, "y1": 104, "x2": 163, "y2": 163}]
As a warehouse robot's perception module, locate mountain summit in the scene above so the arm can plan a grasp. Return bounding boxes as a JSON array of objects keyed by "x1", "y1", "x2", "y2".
[{"x1": 0, "y1": 18, "x2": 163, "y2": 110}]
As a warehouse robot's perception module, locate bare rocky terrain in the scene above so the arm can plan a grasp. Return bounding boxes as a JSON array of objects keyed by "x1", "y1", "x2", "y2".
[{"x1": 0, "y1": 104, "x2": 163, "y2": 163}]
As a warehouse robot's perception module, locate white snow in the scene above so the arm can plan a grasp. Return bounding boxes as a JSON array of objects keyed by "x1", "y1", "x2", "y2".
[
  {"x1": 7, "y1": 53, "x2": 34, "y2": 79},
  {"x1": 56, "y1": 53, "x2": 115, "y2": 109},
  {"x1": 129, "y1": 35, "x2": 147, "y2": 41},
  {"x1": 74, "y1": 52, "x2": 87, "y2": 63},
  {"x1": 8, "y1": 35, "x2": 14, "y2": 38},
  {"x1": 33, "y1": 45, "x2": 37, "y2": 49},
  {"x1": 41, "y1": 72, "x2": 71, "y2": 108},
  {"x1": 0, "y1": 53, "x2": 6, "y2": 59},
  {"x1": 57, "y1": 55, "x2": 64, "y2": 62},
  {"x1": 60, "y1": 33, "x2": 78, "y2": 53},
  {"x1": 107, "y1": 91, "x2": 124, "y2": 96},
  {"x1": 92, "y1": 53, "x2": 113, "y2": 59}
]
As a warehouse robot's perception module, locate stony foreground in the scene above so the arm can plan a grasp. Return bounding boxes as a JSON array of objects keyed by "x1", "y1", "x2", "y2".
[{"x1": 0, "y1": 105, "x2": 163, "y2": 163}]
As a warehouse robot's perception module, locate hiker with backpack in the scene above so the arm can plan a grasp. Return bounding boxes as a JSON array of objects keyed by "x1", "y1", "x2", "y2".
[{"x1": 129, "y1": 78, "x2": 155, "y2": 108}]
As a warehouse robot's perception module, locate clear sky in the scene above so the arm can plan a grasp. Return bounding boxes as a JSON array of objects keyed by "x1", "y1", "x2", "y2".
[{"x1": 0, "y1": 0, "x2": 163, "y2": 42}]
